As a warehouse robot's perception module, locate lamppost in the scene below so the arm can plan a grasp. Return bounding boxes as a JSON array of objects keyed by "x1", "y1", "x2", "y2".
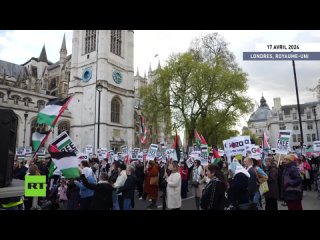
[
  {"x1": 23, "y1": 112, "x2": 28, "y2": 147},
  {"x1": 96, "y1": 82, "x2": 103, "y2": 149},
  {"x1": 292, "y1": 60, "x2": 304, "y2": 149},
  {"x1": 313, "y1": 105, "x2": 319, "y2": 141}
]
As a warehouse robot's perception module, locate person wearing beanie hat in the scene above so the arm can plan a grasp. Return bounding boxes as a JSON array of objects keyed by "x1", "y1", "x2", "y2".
[{"x1": 282, "y1": 154, "x2": 303, "y2": 210}]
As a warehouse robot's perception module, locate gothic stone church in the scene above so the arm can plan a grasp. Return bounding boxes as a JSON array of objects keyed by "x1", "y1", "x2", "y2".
[{"x1": 0, "y1": 30, "x2": 136, "y2": 152}]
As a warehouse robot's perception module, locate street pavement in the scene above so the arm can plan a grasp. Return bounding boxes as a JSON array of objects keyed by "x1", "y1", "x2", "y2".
[{"x1": 134, "y1": 183, "x2": 320, "y2": 210}]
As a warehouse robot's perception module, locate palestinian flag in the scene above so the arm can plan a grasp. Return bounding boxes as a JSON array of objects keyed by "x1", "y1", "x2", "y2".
[
  {"x1": 140, "y1": 115, "x2": 147, "y2": 144},
  {"x1": 212, "y1": 148, "x2": 221, "y2": 164},
  {"x1": 48, "y1": 160, "x2": 57, "y2": 178},
  {"x1": 195, "y1": 130, "x2": 202, "y2": 147},
  {"x1": 48, "y1": 147, "x2": 80, "y2": 179},
  {"x1": 32, "y1": 131, "x2": 51, "y2": 152},
  {"x1": 200, "y1": 135, "x2": 207, "y2": 145},
  {"x1": 38, "y1": 96, "x2": 73, "y2": 127}
]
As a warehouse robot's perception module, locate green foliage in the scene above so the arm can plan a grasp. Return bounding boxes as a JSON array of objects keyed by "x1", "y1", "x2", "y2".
[
  {"x1": 138, "y1": 32, "x2": 254, "y2": 148},
  {"x1": 242, "y1": 129, "x2": 259, "y2": 145}
]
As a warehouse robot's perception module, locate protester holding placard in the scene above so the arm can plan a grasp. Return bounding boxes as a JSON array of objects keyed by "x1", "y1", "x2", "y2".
[{"x1": 118, "y1": 165, "x2": 137, "y2": 210}]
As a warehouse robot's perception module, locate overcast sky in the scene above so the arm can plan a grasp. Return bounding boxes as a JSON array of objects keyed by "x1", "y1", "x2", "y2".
[{"x1": 1, "y1": 30, "x2": 320, "y2": 135}]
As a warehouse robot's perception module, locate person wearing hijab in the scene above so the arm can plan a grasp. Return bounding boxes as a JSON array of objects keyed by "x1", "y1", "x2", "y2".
[
  {"x1": 74, "y1": 160, "x2": 97, "y2": 210},
  {"x1": 227, "y1": 160, "x2": 251, "y2": 210}
]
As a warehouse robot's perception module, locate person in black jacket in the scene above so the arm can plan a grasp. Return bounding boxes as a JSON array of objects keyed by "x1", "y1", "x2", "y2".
[
  {"x1": 200, "y1": 164, "x2": 230, "y2": 210},
  {"x1": 118, "y1": 165, "x2": 136, "y2": 210},
  {"x1": 13, "y1": 160, "x2": 28, "y2": 180},
  {"x1": 80, "y1": 172, "x2": 113, "y2": 210},
  {"x1": 228, "y1": 160, "x2": 251, "y2": 210},
  {"x1": 135, "y1": 161, "x2": 145, "y2": 199}
]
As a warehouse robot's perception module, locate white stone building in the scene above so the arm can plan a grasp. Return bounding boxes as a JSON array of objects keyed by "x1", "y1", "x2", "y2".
[
  {"x1": 267, "y1": 98, "x2": 320, "y2": 148},
  {"x1": 245, "y1": 95, "x2": 320, "y2": 148},
  {"x1": 0, "y1": 35, "x2": 72, "y2": 149},
  {"x1": 247, "y1": 96, "x2": 272, "y2": 143},
  {"x1": 68, "y1": 30, "x2": 135, "y2": 152}
]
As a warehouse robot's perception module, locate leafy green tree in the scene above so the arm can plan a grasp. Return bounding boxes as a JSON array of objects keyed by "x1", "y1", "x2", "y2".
[{"x1": 139, "y1": 33, "x2": 253, "y2": 149}]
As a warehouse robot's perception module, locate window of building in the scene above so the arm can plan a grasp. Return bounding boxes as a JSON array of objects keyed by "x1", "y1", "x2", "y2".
[
  {"x1": 307, "y1": 134, "x2": 311, "y2": 142},
  {"x1": 37, "y1": 100, "x2": 45, "y2": 111},
  {"x1": 293, "y1": 124, "x2": 299, "y2": 130},
  {"x1": 49, "y1": 78, "x2": 57, "y2": 91},
  {"x1": 30, "y1": 119, "x2": 46, "y2": 147},
  {"x1": 279, "y1": 124, "x2": 286, "y2": 130},
  {"x1": 23, "y1": 97, "x2": 32, "y2": 107},
  {"x1": 307, "y1": 123, "x2": 313, "y2": 130},
  {"x1": 11, "y1": 95, "x2": 21, "y2": 105},
  {"x1": 31, "y1": 66, "x2": 37, "y2": 78},
  {"x1": 292, "y1": 113, "x2": 297, "y2": 120},
  {"x1": 110, "y1": 30, "x2": 122, "y2": 56},
  {"x1": 292, "y1": 134, "x2": 296, "y2": 142},
  {"x1": 0, "y1": 92, "x2": 4, "y2": 102},
  {"x1": 307, "y1": 112, "x2": 312, "y2": 119},
  {"x1": 312, "y1": 133, "x2": 317, "y2": 141},
  {"x1": 279, "y1": 113, "x2": 283, "y2": 121},
  {"x1": 84, "y1": 30, "x2": 96, "y2": 54},
  {"x1": 58, "y1": 121, "x2": 70, "y2": 136},
  {"x1": 297, "y1": 134, "x2": 301, "y2": 143},
  {"x1": 63, "y1": 83, "x2": 68, "y2": 93},
  {"x1": 111, "y1": 98, "x2": 121, "y2": 123}
]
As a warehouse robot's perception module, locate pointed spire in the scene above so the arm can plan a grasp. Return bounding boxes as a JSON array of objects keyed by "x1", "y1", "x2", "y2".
[
  {"x1": 157, "y1": 59, "x2": 161, "y2": 69},
  {"x1": 60, "y1": 33, "x2": 67, "y2": 53},
  {"x1": 148, "y1": 63, "x2": 152, "y2": 73},
  {"x1": 136, "y1": 67, "x2": 140, "y2": 77},
  {"x1": 39, "y1": 45, "x2": 48, "y2": 62}
]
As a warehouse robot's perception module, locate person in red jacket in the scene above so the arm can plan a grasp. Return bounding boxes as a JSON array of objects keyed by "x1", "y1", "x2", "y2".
[{"x1": 179, "y1": 161, "x2": 189, "y2": 198}]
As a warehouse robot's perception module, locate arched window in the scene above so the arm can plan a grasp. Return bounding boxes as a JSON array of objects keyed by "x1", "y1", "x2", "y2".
[
  {"x1": 23, "y1": 97, "x2": 32, "y2": 106},
  {"x1": 58, "y1": 121, "x2": 70, "y2": 136},
  {"x1": 30, "y1": 118, "x2": 47, "y2": 146},
  {"x1": 11, "y1": 95, "x2": 21, "y2": 105},
  {"x1": 111, "y1": 97, "x2": 121, "y2": 123}
]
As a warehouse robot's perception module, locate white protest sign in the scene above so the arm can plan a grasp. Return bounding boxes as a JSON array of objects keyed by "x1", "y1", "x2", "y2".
[
  {"x1": 37, "y1": 147, "x2": 46, "y2": 156},
  {"x1": 131, "y1": 148, "x2": 140, "y2": 160},
  {"x1": 25, "y1": 146, "x2": 32, "y2": 156},
  {"x1": 243, "y1": 136, "x2": 251, "y2": 152},
  {"x1": 228, "y1": 136, "x2": 249, "y2": 157},
  {"x1": 276, "y1": 130, "x2": 292, "y2": 155},
  {"x1": 16, "y1": 147, "x2": 26, "y2": 156},
  {"x1": 250, "y1": 145, "x2": 261, "y2": 159},
  {"x1": 137, "y1": 152, "x2": 144, "y2": 162},
  {"x1": 50, "y1": 131, "x2": 78, "y2": 153},
  {"x1": 121, "y1": 145, "x2": 128, "y2": 155},
  {"x1": 168, "y1": 149, "x2": 178, "y2": 161},
  {"x1": 186, "y1": 157, "x2": 194, "y2": 168},
  {"x1": 147, "y1": 144, "x2": 158, "y2": 161},
  {"x1": 200, "y1": 144, "x2": 208, "y2": 160},
  {"x1": 313, "y1": 141, "x2": 320, "y2": 152},
  {"x1": 77, "y1": 152, "x2": 89, "y2": 162},
  {"x1": 85, "y1": 145, "x2": 93, "y2": 154}
]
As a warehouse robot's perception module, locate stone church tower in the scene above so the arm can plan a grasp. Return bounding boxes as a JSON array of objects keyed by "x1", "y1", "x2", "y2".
[{"x1": 68, "y1": 30, "x2": 135, "y2": 152}]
